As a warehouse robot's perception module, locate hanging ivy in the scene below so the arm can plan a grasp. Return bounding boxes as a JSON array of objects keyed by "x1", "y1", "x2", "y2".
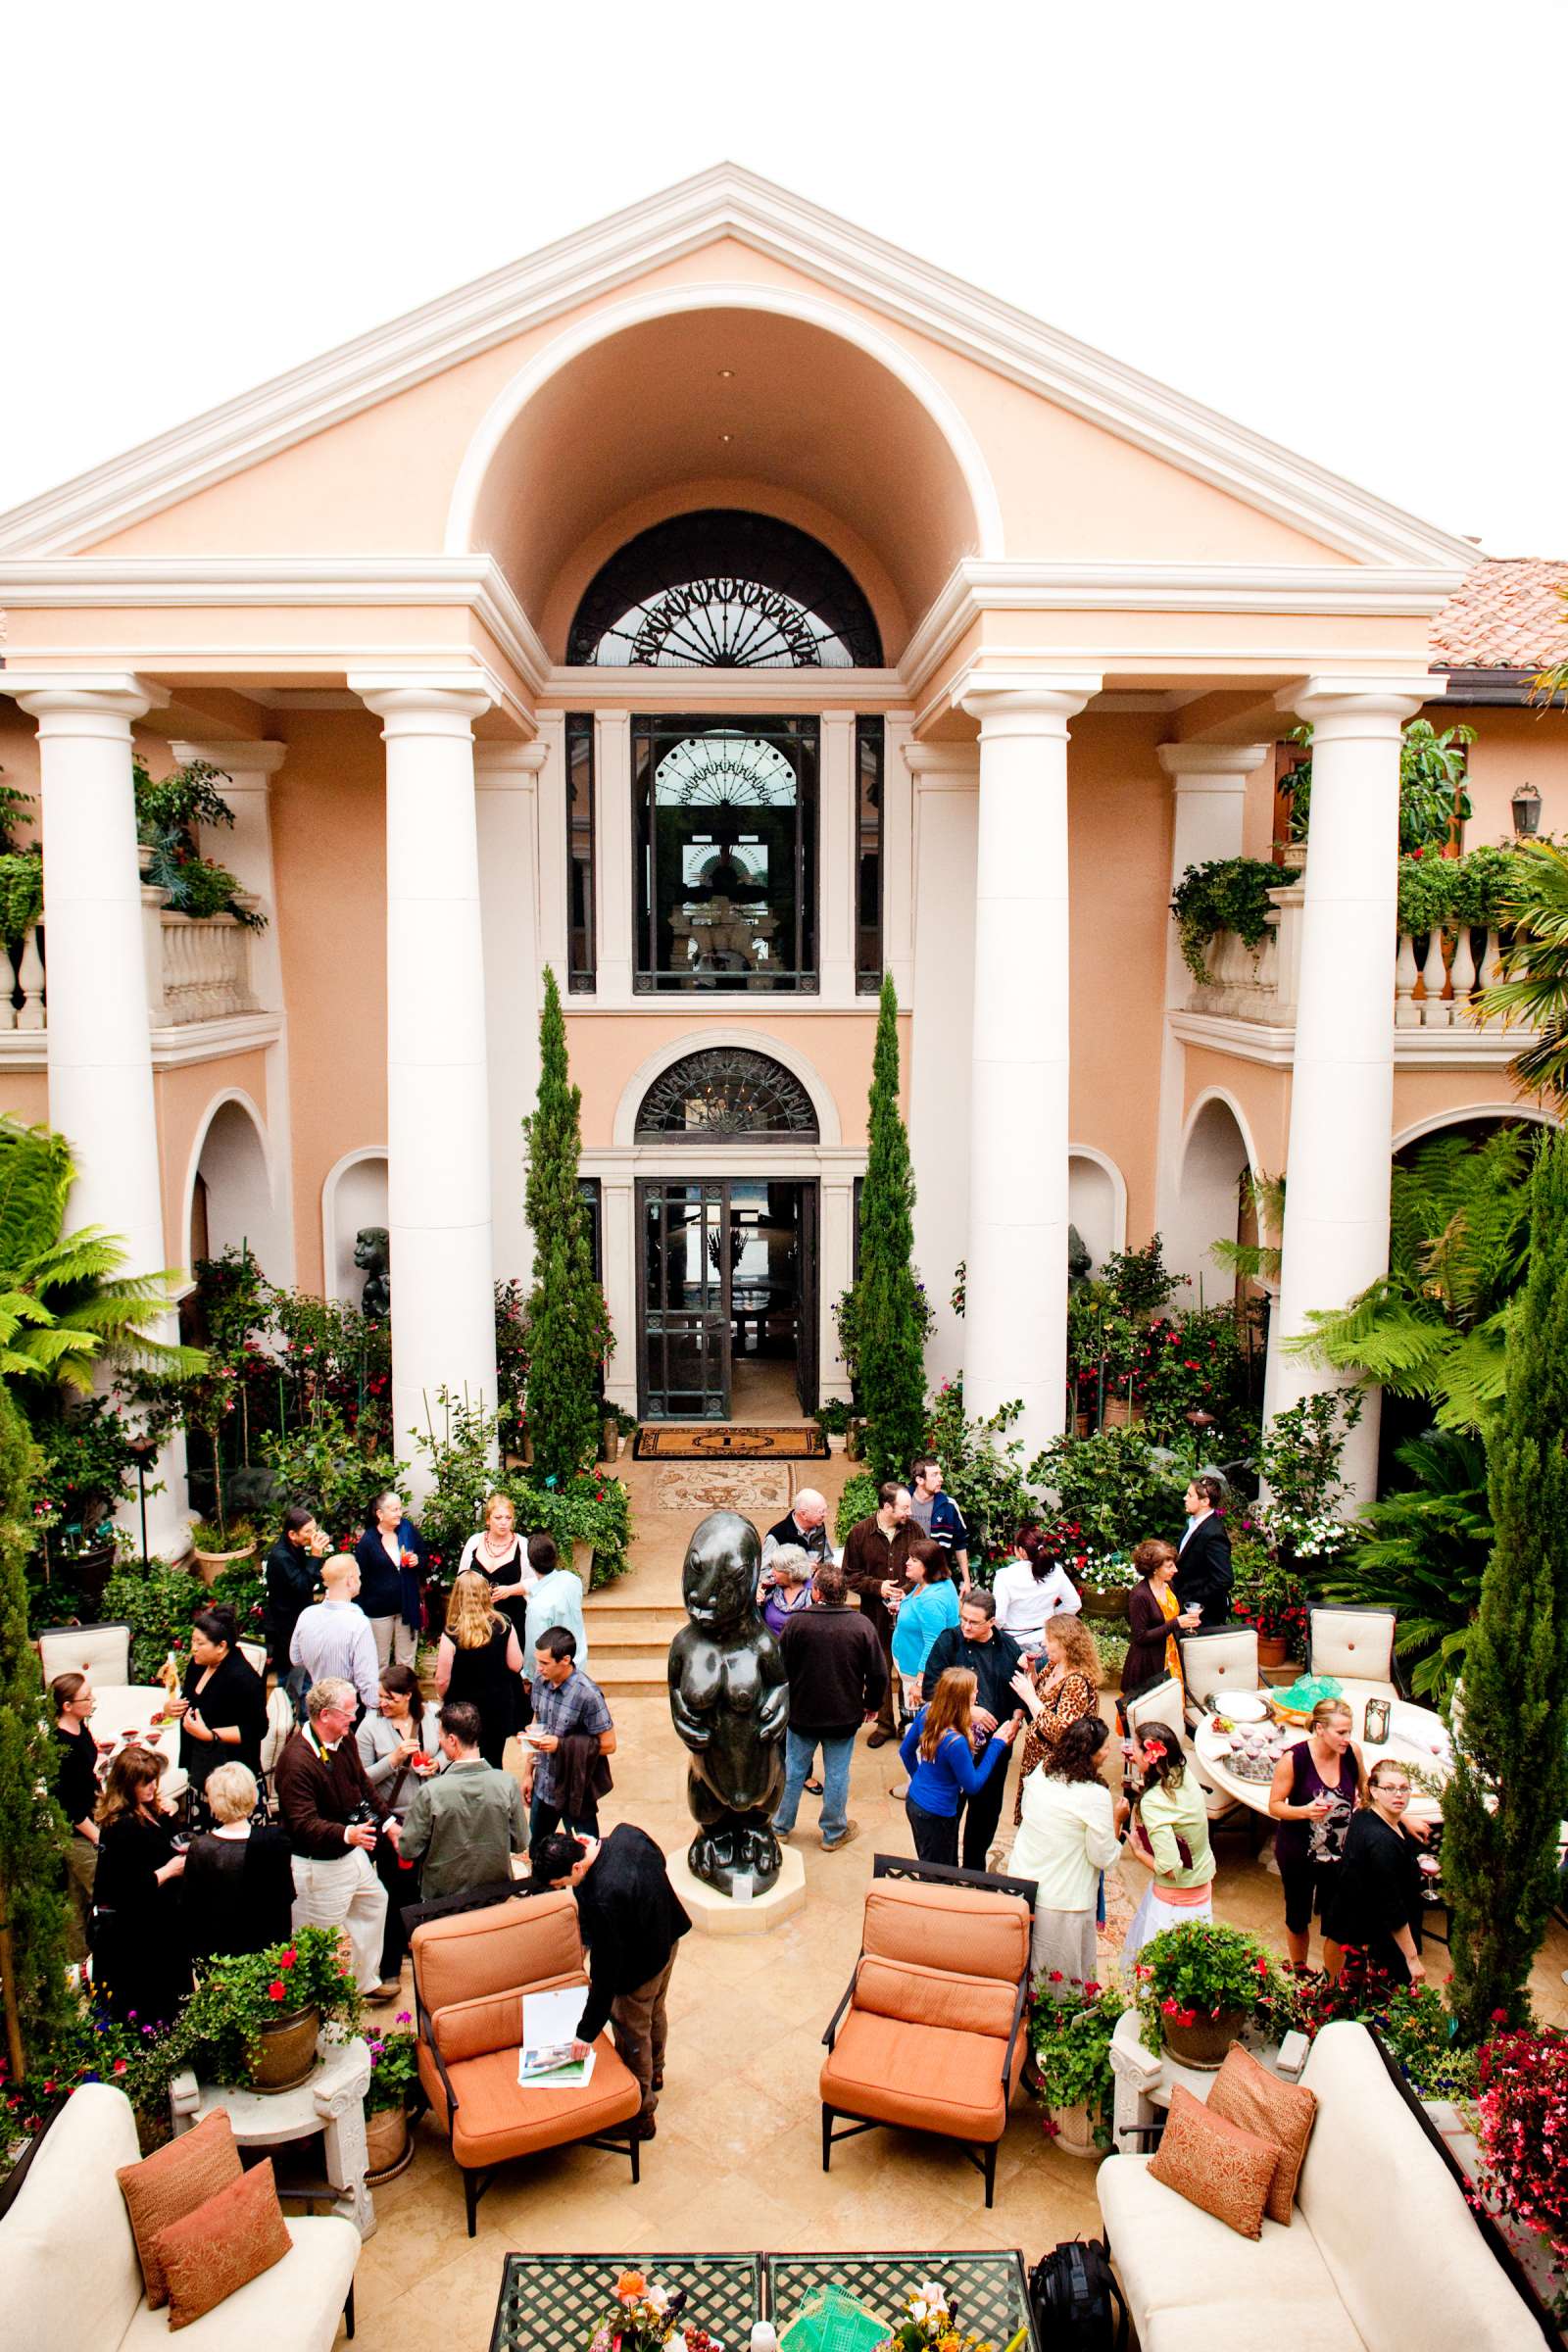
[{"x1": 1170, "y1": 858, "x2": 1281, "y2": 983}]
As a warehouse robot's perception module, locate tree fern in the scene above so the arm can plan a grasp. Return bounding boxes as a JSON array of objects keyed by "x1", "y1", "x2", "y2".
[
  {"x1": 1317, "y1": 1429, "x2": 1491, "y2": 1704},
  {"x1": 1209, "y1": 1170, "x2": 1284, "y2": 1286},
  {"x1": 1474, "y1": 838, "x2": 1568, "y2": 1104}
]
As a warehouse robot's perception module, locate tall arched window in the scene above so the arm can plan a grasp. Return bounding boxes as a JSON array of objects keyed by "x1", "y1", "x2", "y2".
[
  {"x1": 567, "y1": 511, "x2": 883, "y2": 669},
  {"x1": 635, "y1": 1048, "x2": 820, "y2": 1142}
]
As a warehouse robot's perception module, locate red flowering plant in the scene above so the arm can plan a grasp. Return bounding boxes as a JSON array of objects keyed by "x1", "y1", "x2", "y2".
[
  {"x1": 1025, "y1": 1973, "x2": 1127, "y2": 2148},
  {"x1": 167, "y1": 1926, "x2": 361, "y2": 2089},
  {"x1": 364, "y1": 2014, "x2": 419, "y2": 2118},
  {"x1": 1289, "y1": 1952, "x2": 1479, "y2": 2102},
  {"x1": 1471, "y1": 2027, "x2": 1568, "y2": 2318},
  {"x1": 1133, "y1": 1922, "x2": 1300, "y2": 2057}
]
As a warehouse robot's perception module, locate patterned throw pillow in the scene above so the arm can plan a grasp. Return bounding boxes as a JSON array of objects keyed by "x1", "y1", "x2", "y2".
[
  {"x1": 152, "y1": 2158, "x2": 293, "y2": 2330},
  {"x1": 117, "y1": 2108, "x2": 242, "y2": 2307},
  {"x1": 1148, "y1": 2082, "x2": 1279, "y2": 2239},
  {"x1": 1208, "y1": 2042, "x2": 1319, "y2": 2223}
]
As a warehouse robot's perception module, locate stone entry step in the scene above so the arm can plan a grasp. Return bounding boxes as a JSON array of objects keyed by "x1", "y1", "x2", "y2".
[{"x1": 581, "y1": 1602, "x2": 687, "y2": 1643}]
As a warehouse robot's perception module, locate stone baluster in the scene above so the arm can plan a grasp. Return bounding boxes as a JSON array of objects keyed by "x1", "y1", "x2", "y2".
[
  {"x1": 17, "y1": 923, "x2": 46, "y2": 1030},
  {"x1": 1448, "y1": 923, "x2": 1477, "y2": 1021},
  {"x1": 0, "y1": 938, "x2": 17, "y2": 1027},
  {"x1": 1394, "y1": 931, "x2": 1421, "y2": 1026},
  {"x1": 1418, "y1": 926, "x2": 1449, "y2": 1027},
  {"x1": 1478, "y1": 926, "x2": 1503, "y2": 1022}
]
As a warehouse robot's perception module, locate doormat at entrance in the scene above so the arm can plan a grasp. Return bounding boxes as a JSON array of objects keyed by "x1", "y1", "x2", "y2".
[{"x1": 633, "y1": 1425, "x2": 830, "y2": 1461}]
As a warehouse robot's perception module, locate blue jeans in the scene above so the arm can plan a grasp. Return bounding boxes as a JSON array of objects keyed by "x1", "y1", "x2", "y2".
[{"x1": 773, "y1": 1728, "x2": 854, "y2": 1843}]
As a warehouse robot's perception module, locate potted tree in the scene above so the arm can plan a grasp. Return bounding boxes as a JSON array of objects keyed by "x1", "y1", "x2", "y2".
[
  {"x1": 1133, "y1": 1920, "x2": 1298, "y2": 2070},
  {"x1": 363, "y1": 2017, "x2": 419, "y2": 2180},
  {"x1": 1026, "y1": 1975, "x2": 1125, "y2": 2158}
]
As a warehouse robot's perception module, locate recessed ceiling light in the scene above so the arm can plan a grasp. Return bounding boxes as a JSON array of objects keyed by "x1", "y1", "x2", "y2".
[
  {"x1": 717, "y1": 368, "x2": 735, "y2": 378},
  {"x1": 719, "y1": 432, "x2": 733, "y2": 443}
]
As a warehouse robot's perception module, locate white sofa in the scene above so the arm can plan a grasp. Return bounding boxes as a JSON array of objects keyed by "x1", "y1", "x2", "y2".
[
  {"x1": 1098, "y1": 2021, "x2": 1542, "y2": 2352},
  {"x1": 3, "y1": 2082, "x2": 360, "y2": 2350}
]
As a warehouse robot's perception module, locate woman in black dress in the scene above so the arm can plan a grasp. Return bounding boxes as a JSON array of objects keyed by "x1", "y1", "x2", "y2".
[
  {"x1": 182, "y1": 1762, "x2": 295, "y2": 1964},
  {"x1": 435, "y1": 1569, "x2": 523, "y2": 1768},
  {"x1": 168, "y1": 1607, "x2": 269, "y2": 1805},
  {"x1": 1322, "y1": 1757, "x2": 1428, "y2": 1985},
  {"x1": 51, "y1": 1672, "x2": 102, "y2": 1963},
  {"x1": 92, "y1": 1746, "x2": 191, "y2": 2029}
]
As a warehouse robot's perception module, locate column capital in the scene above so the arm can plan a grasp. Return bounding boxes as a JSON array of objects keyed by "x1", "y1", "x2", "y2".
[
  {"x1": 348, "y1": 671, "x2": 498, "y2": 734},
  {"x1": 1156, "y1": 743, "x2": 1270, "y2": 780},
  {"x1": 474, "y1": 742, "x2": 546, "y2": 789},
  {"x1": 1276, "y1": 675, "x2": 1435, "y2": 732},
  {"x1": 171, "y1": 738, "x2": 287, "y2": 776},
  {"x1": 6, "y1": 671, "x2": 169, "y2": 727},
  {"x1": 904, "y1": 741, "x2": 979, "y2": 781},
  {"x1": 956, "y1": 671, "x2": 1102, "y2": 735}
]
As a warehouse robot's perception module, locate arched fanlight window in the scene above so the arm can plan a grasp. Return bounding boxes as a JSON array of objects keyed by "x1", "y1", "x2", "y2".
[
  {"x1": 567, "y1": 511, "x2": 883, "y2": 669},
  {"x1": 635, "y1": 1048, "x2": 820, "y2": 1141}
]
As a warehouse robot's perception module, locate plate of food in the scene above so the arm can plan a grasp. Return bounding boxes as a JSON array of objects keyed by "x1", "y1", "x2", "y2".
[{"x1": 1210, "y1": 1690, "x2": 1269, "y2": 1725}]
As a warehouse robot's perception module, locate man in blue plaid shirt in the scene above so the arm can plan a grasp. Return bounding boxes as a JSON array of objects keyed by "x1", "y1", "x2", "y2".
[{"x1": 521, "y1": 1627, "x2": 616, "y2": 1857}]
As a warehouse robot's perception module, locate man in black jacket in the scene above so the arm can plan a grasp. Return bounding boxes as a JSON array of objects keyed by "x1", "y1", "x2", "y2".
[
  {"x1": 1172, "y1": 1475, "x2": 1234, "y2": 1625},
  {"x1": 538, "y1": 1823, "x2": 691, "y2": 2138},
  {"x1": 266, "y1": 1506, "x2": 328, "y2": 1712},
  {"x1": 772, "y1": 1563, "x2": 887, "y2": 1852},
  {"x1": 920, "y1": 1591, "x2": 1024, "y2": 1870}
]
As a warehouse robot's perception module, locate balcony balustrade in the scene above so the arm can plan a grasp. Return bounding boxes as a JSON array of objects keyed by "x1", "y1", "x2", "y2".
[{"x1": 0, "y1": 890, "x2": 264, "y2": 1035}]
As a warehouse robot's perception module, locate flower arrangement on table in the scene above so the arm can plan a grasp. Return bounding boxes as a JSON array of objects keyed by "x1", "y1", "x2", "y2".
[
  {"x1": 1132, "y1": 1921, "x2": 1299, "y2": 2056},
  {"x1": 586, "y1": 2272, "x2": 716, "y2": 2352},
  {"x1": 1026, "y1": 1975, "x2": 1126, "y2": 2147},
  {"x1": 876, "y1": 2279, "x2": 992, "y2": 2352}
]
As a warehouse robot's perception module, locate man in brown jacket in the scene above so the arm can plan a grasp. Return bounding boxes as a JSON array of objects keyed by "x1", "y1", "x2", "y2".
[
  {"x1": 274, "y1": 1676, "x2": 401, "y2": 1998},
  {"x1": 840, "y1": 1481, "x2": 914, "y2": 1745}
]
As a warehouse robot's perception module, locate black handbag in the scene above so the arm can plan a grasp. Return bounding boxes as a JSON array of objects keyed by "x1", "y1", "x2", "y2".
[{"x1": 1027, "y1": 2239, "x2": 1126, "y2": 2351}]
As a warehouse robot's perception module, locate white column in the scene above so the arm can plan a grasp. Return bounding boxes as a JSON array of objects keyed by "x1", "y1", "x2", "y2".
[
  {"x1": 1270, "y1": 678, "x2": 1431, "y2": 1501},
  {"x1": 906, "y1": 743, "x2": 979, "y2": 1389},
  {"x1": 819, "y1": 710, "x2": 857, "y2": 1001},
  {"x1": 351, "y1": 678, "x2": 498, "y2": 1491},
  {"x1": 172, "y1": 737, "x2": 296, "y2": 1285},
  {"x1": 1153, "y1": 744, "x2": 1269, "y2": 1298},
  {"x1": 475, "y1": 744, "x2": 544, "y2": 1291},
  {"x1": 532, "y1": 712, "x2": 569, "y2": 979},
  {"x1": 599, "y1": 1176, "x2": 637, "y2": 1415},
  {"x1": 818, "y1": 1161, "x2": 857, "y2": 1402},
  {"x1": 594, "y1": 710, "x2": 633, "y2": 1001},
  {"x1": 882, "y1": 710, "x2": 916, "y2": 1006},
  {"x1": 13, "y1": 673, "x2": 190, "y2": 1553},
  {"x1": 958, "y1": 676, "x2": 1101, "y2": 1458}
]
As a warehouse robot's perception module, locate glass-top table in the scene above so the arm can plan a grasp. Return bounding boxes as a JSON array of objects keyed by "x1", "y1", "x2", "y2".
[{"x1": 487, "y1": 2251, "x2": 1037, "y2": 2352}]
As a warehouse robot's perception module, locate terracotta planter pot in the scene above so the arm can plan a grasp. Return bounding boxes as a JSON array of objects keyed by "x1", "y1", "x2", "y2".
[
  {"x1": 1044, "y1": 2098, "x2": 1105, "y2": 2161},
  {"x1": 1082, "y1": 1588, "x2": 1130, "y2": 1622},
  {"x1": 364, "y1": 2105, "x2": 414, "y2": 2180},
  {"x1": 570, "y1": 1538, "x2": 596, "y2": 1587},
  {"x1": 247, "y1": 2005, "x2": 319, "y2": 2094},
  {"x1": 192, "y1": 1539, "x2": 258, "y2": 1589},
  {"x1": 1160, "y1": 2004, "x2": 1248, "y2": 2070},
  {"x1": 1256, "y1": 1634, "x2": 1289, "y2": 1670},
  {"x1": 1101, "y1": 1396, "x2": 1143, "y2": 1430}
]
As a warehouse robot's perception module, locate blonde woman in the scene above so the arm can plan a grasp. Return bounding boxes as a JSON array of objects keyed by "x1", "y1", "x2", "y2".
[
  {"x1": 898, "y1": 1666, "x2": 1020, "y2": 1866},
  {"x1": 458, "y1": 1492, "x2": 533, "y2": 1645},
  {"x1": 1009, "y1": 1612, "x2": 1102, "y2": 1823},
  {"x1": 1267, "y1": 1697, "x2": 1366, "y2": 1967},
  {"x1": 92, "y1": 1745, "x2": 190, "y2": 2027},
  {"x1": 435, "y1": 1569, "x2": 524, "y2": 1767}
]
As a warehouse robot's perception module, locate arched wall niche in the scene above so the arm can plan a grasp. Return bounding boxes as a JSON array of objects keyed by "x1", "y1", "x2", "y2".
[
  {"x1": 321, "y1": 1147, "x2": 389, "y2": 1310},
  {"x1": 183, "y1": 1092, "x2": 280, "y2": 1281},
  {"x1": 1068, "y1": 1147, "x2": 1128, "y2": 1273},
  {"x1": 1169, "y1": 1090, "x2": 1258, "y2": 1308}
]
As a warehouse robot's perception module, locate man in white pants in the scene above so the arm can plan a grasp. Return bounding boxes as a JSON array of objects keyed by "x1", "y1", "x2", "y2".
[{"x1": 273, "y1": 1677, "x2": 402, "y2": 2000}]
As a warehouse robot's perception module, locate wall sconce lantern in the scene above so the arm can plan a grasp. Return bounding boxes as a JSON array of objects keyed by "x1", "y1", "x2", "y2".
[{"x1": 1512, "y1": 780, "x2": 1543, "y2": 837}]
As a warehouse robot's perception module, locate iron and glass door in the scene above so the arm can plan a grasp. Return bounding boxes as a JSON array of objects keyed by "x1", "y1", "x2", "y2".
[
  {"x1": 794, "y1": 1181, "x2": 819, "y2": 1416},
  {"x1": 637, "y1": 1178, "x2": 819, "y2": 1420}
]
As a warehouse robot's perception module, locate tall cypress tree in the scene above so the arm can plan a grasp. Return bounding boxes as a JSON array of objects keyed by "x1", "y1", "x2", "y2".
[
  {"x1": 522, "y1": 968, "x2": 609, "y2": 1483},
  {"x1": 855, "y1": 975, "x2": 927, "y2": 1483},
  {"x1": 1444, "y1": 1128, "x2": 1568, "y2": 2037},
  {"x1": 0, "y1": 1381, "x2": 69, "y2": 2078}
]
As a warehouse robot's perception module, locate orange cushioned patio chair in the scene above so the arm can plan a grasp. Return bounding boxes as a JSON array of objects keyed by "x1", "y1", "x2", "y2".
[
  {"x1": 819, "y1": 1856, "x2": 1036, "y2": 2206},
  {"x1": 412, "y1": 1890, "x2": 644, "y2": 2233}
]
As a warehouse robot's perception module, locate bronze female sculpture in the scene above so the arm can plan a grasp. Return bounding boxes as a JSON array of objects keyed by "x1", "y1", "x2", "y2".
[{"x1": 667, "y1": 1510, "x2": 789, "y2": 1894}]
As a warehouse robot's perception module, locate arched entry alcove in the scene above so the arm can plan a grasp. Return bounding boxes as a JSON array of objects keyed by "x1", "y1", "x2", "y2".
[
  {"x1": 185, "y1": 1093, "x2": 279, "y2": 1278},
  {"x1": 321, "y1": 1147, "x2": 389, "y2": 1310},
  {"x1": 1068, "y1": 1148, "x2": 1128, "y2": 1274},
  {"x1": 1171, "y1": 1091, "x2": 1258, "y2": 1307}
]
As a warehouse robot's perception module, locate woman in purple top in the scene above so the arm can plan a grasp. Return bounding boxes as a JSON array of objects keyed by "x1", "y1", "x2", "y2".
[
  {"x1": 757, "y1": 1542, "x2": 815, "y2": 1639},
  {"x1": 1266, "y1": 1697, "x2": 1365, "y2": 1967}
]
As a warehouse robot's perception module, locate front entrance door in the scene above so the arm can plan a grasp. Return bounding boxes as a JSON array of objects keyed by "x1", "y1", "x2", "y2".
[{"x1": 636, "y1": 1178, "x2": 817, "y2": 1420}]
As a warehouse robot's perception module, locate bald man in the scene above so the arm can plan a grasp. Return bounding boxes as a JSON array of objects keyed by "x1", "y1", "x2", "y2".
[
  {"x1": 289, "y1": 1553, "x2": 379, "y2": 1715},
  {"x1": 761, "y1": 1490, "x2": 830, "y2": 1575}
]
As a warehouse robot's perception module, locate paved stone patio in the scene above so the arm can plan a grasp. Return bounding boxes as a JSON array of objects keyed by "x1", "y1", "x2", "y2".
[{"x1": 344, "y1": 1452, "x2": 1568, "y2": 2348}]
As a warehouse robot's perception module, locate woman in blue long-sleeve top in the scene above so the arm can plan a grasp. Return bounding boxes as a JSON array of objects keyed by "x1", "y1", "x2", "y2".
[{"x1": 899, "y1": 1667, "x2": 1021, "y2": 1865}]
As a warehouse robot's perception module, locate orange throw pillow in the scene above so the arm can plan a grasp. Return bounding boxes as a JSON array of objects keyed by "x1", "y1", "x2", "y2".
[
  {"x1": 117, "y1": 2108, "x2": 242, "y2": 2307},
  {"x1": 1148, "y1": 2082, "x2": 1279, "y2": 2239},
  {"x1": 152, "y1": 2159, "x2": 292, "y2": 2330},
  {"x1": 1208, "y1": 2042, "x2": 1318, "y2": 2224}
]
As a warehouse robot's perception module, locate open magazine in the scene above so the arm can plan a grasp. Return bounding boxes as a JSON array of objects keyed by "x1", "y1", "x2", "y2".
[{"x1": 517, "y1": 1987, "x2": 596, "y2": 2086}]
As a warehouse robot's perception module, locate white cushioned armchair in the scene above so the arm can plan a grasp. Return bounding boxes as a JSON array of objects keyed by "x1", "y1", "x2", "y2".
[{"x1": 3, "y1": 2082, "x2": 360, "y2": 2350}]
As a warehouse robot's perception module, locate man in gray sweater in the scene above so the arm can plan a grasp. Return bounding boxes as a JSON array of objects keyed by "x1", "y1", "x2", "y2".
[{"x1": 397, "y1": 1700, "x2": 527, "y2": 1899}]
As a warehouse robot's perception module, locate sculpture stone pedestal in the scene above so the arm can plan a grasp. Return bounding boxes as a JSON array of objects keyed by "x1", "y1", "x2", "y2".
[{"x1": 669, "y1": 1842, "x2": 807, "y2": 1936}]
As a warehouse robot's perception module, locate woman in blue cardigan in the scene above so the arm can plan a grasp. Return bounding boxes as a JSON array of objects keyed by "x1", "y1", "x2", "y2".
[
  {"x1": 354, "y1": 1488, "x2": 428, "y2": 1669},
  {"x1": 899, "y1": 1667, "x2": 1021, "y2": 1866}
]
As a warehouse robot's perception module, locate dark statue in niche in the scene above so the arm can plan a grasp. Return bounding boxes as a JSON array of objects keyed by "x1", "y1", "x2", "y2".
[
  {"x1": 354, "y1": 1226, "x2": 390, "y2": 1322},
  {"x1": 667, "y1": 1510, "x2": 788, "y2": 1895}
]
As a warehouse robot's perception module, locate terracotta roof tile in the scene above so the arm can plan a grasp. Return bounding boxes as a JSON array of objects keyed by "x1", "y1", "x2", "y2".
[{"x1": 1430, "y1": 558, "x2": 1568, "y2": 670}]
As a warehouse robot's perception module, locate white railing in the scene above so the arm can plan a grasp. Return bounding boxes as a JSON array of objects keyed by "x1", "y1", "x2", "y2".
[
  {"x1": 0, "y1": 893, "x2": 263, "y2": 1032},
  {"x1": 1187, "y1": 882, "x2": 1515, "y2": 1034}
]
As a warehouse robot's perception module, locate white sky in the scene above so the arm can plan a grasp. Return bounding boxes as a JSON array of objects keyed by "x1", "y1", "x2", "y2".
[{"x1": 4, "y1": 0, "x2": 1565, "y2": 557}]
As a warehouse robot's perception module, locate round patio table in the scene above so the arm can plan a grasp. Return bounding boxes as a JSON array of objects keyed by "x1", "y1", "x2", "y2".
[
  {"x1": 1192, "y1": 1682, "x2": 1451, "y2": 1825},
  {"x1": 90, "y1": 1683, "x2": 189, "y2": 1804}
]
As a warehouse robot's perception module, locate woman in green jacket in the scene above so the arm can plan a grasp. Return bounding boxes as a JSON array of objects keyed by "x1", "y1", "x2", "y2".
[{"x1": 1117, "y1": 1734, "x2": 1216, "y2": 1973}]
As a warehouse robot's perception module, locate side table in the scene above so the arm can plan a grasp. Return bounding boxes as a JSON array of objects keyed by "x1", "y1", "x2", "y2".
[
  {"x1": 1108, "y1": 2009, "x2": 1308, "y2": 2150},
  {"x1": 169, "y1": 2034, "x2": 376, "y2": 2238}
]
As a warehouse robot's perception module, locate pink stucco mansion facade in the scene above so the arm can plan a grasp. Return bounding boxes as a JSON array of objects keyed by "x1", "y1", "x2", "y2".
[{"x1": 1, "y1": 167, "x2": 1562, "y2": 1526}]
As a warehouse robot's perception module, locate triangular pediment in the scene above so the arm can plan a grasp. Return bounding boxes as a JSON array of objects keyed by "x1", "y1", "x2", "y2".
[{"x1": 0, "y1": 165, "x2": 1478, "y2": 573}]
